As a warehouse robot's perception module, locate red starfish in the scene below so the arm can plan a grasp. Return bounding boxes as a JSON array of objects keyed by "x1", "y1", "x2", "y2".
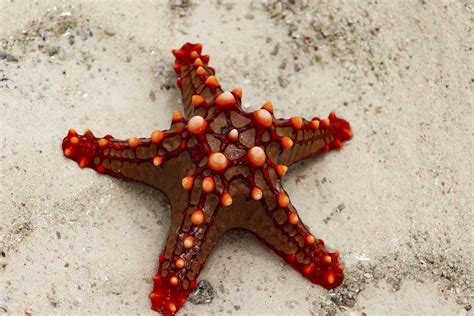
[{"x1": 62, "y1": 43, "x2": 352, "y2": 315}]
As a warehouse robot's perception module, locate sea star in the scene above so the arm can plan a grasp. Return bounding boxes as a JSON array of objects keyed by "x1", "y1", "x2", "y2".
[{"x1": 62, "y1": 42, "x2": 352, "y2": 315}]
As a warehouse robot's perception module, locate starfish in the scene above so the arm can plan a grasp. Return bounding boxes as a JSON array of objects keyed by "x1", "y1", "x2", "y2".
[{"x1": 62, "y1": 42, "x2": 352, "y2": 315}]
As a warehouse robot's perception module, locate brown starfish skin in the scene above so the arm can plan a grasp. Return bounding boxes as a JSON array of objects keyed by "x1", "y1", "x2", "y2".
[{"x1": 62, "y1": 42, "x2": 352, "y2": 315}]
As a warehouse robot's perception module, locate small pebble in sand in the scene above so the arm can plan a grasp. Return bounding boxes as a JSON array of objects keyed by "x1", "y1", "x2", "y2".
[
  {"x1": 149, "y1": 90, "x2": 156, "y2": 102},
  {"x1": 188, "y1": 280, "x2": 216, "y2": 304},
  {"x1": 278, "y1": 75, "x2": 289, "y2": 88},
  {"x1": 0, "y1": 52, "x2": 19, "y2": 62},
  {"x1": 47, "y1": 46, "x2": 60, "y2": 56}
]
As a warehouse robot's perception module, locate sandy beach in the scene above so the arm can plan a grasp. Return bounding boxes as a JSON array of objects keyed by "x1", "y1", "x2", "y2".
[{"x1": 0, "y1": 1, "x2": 472, "y2": 314}]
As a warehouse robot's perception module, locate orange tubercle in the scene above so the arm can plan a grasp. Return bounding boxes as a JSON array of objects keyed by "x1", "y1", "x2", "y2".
[
  {"x1": 231, "y1": 87, "x2": 242, "y2": 99},
  {"x1": 63, "y1": 147, "x2": 72, "y2": 157},
  {"x1": 183, "y1": 236, "x2": 194, "y2": 249},
  {"x1": 275, "y1": 164, "x2": 288, "y2": 177},
  {"x1": 251, "y1": 187, "x2": 263, "y2": 200},
  {"x1": 190, "y1": 50, "x2": 199, "y2": 59},
  {"x1": 205, "y1": 76, "x2": 219, "y2": 89},
  {"x1": 169, "y1": 276, "x2": 179, "y2": 286},
  {"x1": 221, "y1": 192, "x2": 233, "y2": 207},
  {"x1": 151, "y1": 130, "x2": 165, "y2": 144},
  {"x1": 193, "y1": 58, "x2": 203, "y2": 67},
  {"x1": 175, "y1": 258, "x2": 186, "y2": 269},
  {"x1": 303, "y1": 264, "x2": 315, "y2": 276},
  {"x1": 277, "y1": 192, "x2": 289, "y2": 207},
  {"x1": 310, "y1": 120, "x2": 320, "y2": 130},
  {"x1": 323, "y1": 255, "x2": 332, "y2": 264},
  {"x1": 78, "y1": 158, "x2": 88, "y2": 169},
  {"x1": 247, "y1": 146, "x2": 266, "y2": 167},
  {"x1": 288, "y1": 212, "x2": 299, "y2": 225},
  {"x1": 128, "y1": 137, "x2": 140, "y2": 148},
  {"x1": 153, "y1": 156, "x2": 164, "y2": 166},
  {"x1": 192, "y1": 95, "x2": 205, "y2": 108},
  {"x1": 187, "y1": 116, "x2": 207, "y2": 135},
  {"x1": 228, "y1": 129, "x2": 239, "y2": 142},
  {"x1": 70, "y1": 136, "x2": 79, "y2": 144},
  {"x1": 215, "y1": 91, "x2": 235, "y2": 109},
  {"x1": 280, "y1": 136, "x2": 294, "y2": 150},
  {"x1": 326, "y1": 272, "x2": 335, "y2": 285},
  {"x1": 98, "y1": 138, "x2": 108, "y2": 148},
  {"x1": 181, "y1": 176, "x2": 194, "y2": 190},
  {"x1": 202, "y1": 176, "x2": 215, "y2": 193},
  {"x1": 191, "y1": 209, "x2": 205, "y2": 225},
  {"x1": 305, "y1": 235, "x2": 315, "y2": 245},
  {"x1": 291, "y1": 117, "x2": 303, "y2": 129},
  {"x1": 196, "y1": 66, "x2": 206, "y2": 76},
  {"x1": 168, "y1": 302, "x2": 177, "y2": 313},
  {"x1": 172, "y1": 111, "x2": 183, "y2": 122},
  {"x1": 208, "y1": 152, "x2": 228, "y2": 172},
  {"x1": 254, "y1": 109, "x2": 273, "y2": 128},
  {"x1": 320, "y1": 118, "x2": 330, "y2": 129},
  {"x1": 325, "y1": 271, "x2": 336, "y2": 284},
  {"x1": 262, "y1": 101, "x2": 273, "y2": 113}
]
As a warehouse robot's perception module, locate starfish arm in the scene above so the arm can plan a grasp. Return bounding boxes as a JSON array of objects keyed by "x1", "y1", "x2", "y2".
[
  {"x1": 150, "y1": 195, "x2": 226, "y2": 315},
  {"x1": 275, "y1": 112, "x2": 352, "y2": 166},
  {"x1": 61, "y1": 125, "x2": 186, "y2": 193},
  {"x1": 172, "y1": 43, "x2": 242, "y2": 119},
  {"x1": 236, "y1": 188, "x2": 344, "y2": 289}
]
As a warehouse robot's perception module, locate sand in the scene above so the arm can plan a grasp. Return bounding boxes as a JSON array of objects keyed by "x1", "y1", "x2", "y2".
[{"x1": 0, "y1": 0, "x2": 472, "y2": 315}]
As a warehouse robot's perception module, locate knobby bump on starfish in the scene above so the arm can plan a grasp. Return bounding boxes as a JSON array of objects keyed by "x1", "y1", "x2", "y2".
[{"x1": 62, "y1": 42, "x2": 353, "y2": 315}]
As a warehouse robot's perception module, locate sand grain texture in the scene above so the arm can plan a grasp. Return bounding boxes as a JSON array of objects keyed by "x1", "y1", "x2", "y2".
[{"x1": 0, "y1": 1, "x2": 472, "y2": 315}]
